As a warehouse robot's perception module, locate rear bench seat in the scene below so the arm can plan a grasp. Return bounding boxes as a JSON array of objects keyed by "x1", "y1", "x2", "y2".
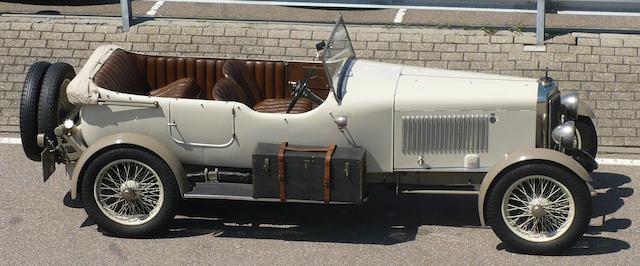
[
  {"x1": 132, "y1": 52, "x2": 288, "y2": 100},
  {"x1": 93, "y1": 49, "x2": 202, "y2": 99}
]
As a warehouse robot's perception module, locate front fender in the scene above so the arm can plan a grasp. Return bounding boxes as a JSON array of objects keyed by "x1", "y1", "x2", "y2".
[
  {"x1": 578, "y1": 99, "x2": 595, "y2": 121},
  {"x1": 69, "y1": 133, "x2": 187, "y2": 199},
  {"x1": 477, "y1": 148, "x2": 593, "y2": 226}
]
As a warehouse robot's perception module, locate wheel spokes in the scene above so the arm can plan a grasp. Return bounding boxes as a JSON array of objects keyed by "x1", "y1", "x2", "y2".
[
  {"x1": 94, "y1": 159, "x2": 164, "y2": 225},
  {"x1": 502, "y1": 175, "x2": 575, "y2": 242}
]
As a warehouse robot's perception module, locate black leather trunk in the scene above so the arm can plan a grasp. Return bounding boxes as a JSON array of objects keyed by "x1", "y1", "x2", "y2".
[{"x1": 252, "y1": 143, "x2": 366, "y2": 203}]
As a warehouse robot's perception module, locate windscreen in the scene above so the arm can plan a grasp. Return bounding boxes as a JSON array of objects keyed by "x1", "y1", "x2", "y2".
[{"x1": 320, "y1": 16, "x2": 355, "y2": 102}]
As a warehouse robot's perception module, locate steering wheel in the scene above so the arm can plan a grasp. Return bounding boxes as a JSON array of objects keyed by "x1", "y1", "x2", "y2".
[{"x1": 287, "y1": 68, "x2": 323, "y2": 113}]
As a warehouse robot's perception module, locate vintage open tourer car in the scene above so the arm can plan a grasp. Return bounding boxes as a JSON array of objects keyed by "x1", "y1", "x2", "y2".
[{"x1": 20, "y1": 16, "x2": 600, "y2": 253}]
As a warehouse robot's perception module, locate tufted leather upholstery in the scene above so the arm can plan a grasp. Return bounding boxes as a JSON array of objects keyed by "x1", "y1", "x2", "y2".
[
  {"x1": 254, "y1": 98, "x2": 312, "y2": 114},
  {"x1": 212, "y1": 77, "x2": 250, "y2": 104},
  {"x1": 132, "y1": 53, "x2": 290, "y2": 100},
  {"x1": 213, "y1": 77, "x2": 312, "y2": 113},
  {"x1": 223, "y1": 59, "x2": 264, "y2": 107},
  {"x1": 94, "y1": 49, "x2": 202, "y2": 99},
  {"x1": 94, "y1": 49, "x2": 151, "y2": 95},
  {"x1": 149, "y1": 77, "x2": 201, "y2": 99}
]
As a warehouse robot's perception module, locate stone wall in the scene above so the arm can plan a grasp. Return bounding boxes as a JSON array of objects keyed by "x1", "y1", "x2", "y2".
[{"x1": 0, "y1": 16, "x2": 639, "y2": 147}]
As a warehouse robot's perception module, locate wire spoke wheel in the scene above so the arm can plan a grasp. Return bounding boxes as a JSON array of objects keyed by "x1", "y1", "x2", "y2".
[
  {"x1": 94, "y1": 159, "x2": 165, "y2": 226},
  {"x1": 501, "y1": 175, "x2": 575, "y2": 243}
]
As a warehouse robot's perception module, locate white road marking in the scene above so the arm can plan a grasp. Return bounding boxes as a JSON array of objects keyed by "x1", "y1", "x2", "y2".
[
  {"x1": 154, "y1": 0, "x2": 537, "y2": 13},
  {"x1": 1, "y1": 136, "x2": 639, "y2": 166},
  {"x1": 596, "y1": 158, "x2": 640, "y2": 167},
  {"x1": 146, "y1": 0, "x2": 166, "y2": 16},
  {"x1": 558, "y1": 10, "x2": 640, "y2": 17},
  {"x1": 393, "y1": 8, "x2": 407, "y2": 24},
  {"x1": 0, "y1": 137, "x2": 21, "y2": 145}
]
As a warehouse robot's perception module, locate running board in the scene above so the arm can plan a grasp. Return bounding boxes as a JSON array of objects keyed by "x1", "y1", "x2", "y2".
[
  {"x1": 401, "y1": 189, "x2": 479, "y2": 195},
  {"x1": 184, "y1": 182, "x2": 360, "y2": 204}
]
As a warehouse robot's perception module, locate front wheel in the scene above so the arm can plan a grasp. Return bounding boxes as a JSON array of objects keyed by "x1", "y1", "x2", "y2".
[
  {"x1": 575, "y1": 116, "x2": 598, "y2": 159},
  {"x1": 486, "y1": 164, "x2": 592, "y2": 254},
  {"x1": 81, "y1": 148, "x2": 180, "y2": 237}
]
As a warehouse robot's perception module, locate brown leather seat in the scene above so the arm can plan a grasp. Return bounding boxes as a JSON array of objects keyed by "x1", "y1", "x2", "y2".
[
  {"x1": 254, "y1": 98, "x2": 313, "y2": 114},
  {"x1": 94, "y1": 49, "x2": 202, "y2": 99},
  {"x1": 222, "y1": 59, "x2": 265, "y2": 107},
  {"x1": 149, "y1": 77, "x2": 201, "y2": 99},
  {"x1": 212, "y1": 77, "x2": 251, "y2": 104},
  {"x1": 94, "y1": 49, "x2": 150, "y2": 95},
  {"x1": 213, "y1": 77, "x2": 312, "y2": 114}
]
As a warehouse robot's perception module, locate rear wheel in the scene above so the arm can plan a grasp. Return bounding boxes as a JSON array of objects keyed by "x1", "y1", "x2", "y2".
[
  {"x1": 486, "y1": 164, "x2": 591, "y2": 254},
  {"x1": 81, "y1": 148, "x2": 180, "y2": 237},
  {"x1": 38, "y1": 62, "x2": 75, "y2": 145},
  {"x1": 19, "y1": 62, "x2": 50, "y2": 161}
]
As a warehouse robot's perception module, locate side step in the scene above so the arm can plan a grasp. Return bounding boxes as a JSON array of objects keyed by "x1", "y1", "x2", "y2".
[
  {"x1": 184, "y1": 182, "x2": 254, "y2": 200},
  {"x1": 184, "y1": 182, "x2": 358, "y2": 204}
]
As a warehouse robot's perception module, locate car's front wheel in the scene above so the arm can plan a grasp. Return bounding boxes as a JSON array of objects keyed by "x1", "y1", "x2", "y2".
[
  {"x1": 486, "y1": 163, "x2": 592, "y2": 254},
  {"x1": 81, "y1": 148, "x2": 180, "y2": 237},
  {"x1": 575, "y1": 116, "x2": 598, "y2": 159}
]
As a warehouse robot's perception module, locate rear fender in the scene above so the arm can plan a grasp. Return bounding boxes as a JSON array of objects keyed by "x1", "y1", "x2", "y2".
[
  {"x1": 69, "y1": 133, "x2": 187, "y2": 199},
  {"x1": 477, "y1": 148, "x2": 593, "y2": 226}
]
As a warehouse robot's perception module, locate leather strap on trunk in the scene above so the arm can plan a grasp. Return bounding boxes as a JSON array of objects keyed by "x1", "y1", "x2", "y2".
[
  {"x1": 277, "y1": 142, "x2": 287, "y2": 202},
  {"x1": 323, "y1": 144, "x2": 337, "y2": 203},
  {"x1": 277, "y1": 142, "x2": 337, "y2": 203}
]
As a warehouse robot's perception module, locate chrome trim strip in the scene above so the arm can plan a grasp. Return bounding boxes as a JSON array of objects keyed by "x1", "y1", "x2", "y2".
[{"x1": 97, "y1": 99, "x2": 159, "y2": 108}]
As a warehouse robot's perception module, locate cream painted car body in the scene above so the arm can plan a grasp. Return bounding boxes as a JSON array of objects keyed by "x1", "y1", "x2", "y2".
[
  {"x1": 64, "y1": 45, "x2": 595, "y2": 226},
  {"x1": 76, "y1": 45, "x2": 539, "y2": 173}
]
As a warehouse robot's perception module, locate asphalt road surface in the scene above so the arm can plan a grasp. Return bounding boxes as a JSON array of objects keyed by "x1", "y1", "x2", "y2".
[
  {"x1": 0, "y1": 137, "x2": 637, "y2": 265},
  {"x1": 1, "y1": 0, "x2": 640, "y2": 32}
]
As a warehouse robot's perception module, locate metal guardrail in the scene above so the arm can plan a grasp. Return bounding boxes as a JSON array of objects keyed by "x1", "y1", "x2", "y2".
[{"x1": 120, "y1": 0, "x2": 640, "y2": 45}]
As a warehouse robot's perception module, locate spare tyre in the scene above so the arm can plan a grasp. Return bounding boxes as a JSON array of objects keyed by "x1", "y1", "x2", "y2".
[
  {"x1": 38, "y1": 62, "x2": 76, "y2": 146},
  {"x1": 20, "y1": 61, "x2": 51, "y2": 161}
]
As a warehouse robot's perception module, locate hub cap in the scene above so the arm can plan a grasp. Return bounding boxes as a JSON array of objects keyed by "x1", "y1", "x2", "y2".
[
  {"x1": 93, "y1": 159, "x2": 164, "y2": 226},
  {"x1": 501, "y1": 175, "x2": 575, "y2": 242}
]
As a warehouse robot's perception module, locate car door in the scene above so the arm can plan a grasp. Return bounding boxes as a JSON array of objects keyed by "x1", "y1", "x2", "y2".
[{"x1": 168, "y1": 98, "x2": 236, "y2": 150}]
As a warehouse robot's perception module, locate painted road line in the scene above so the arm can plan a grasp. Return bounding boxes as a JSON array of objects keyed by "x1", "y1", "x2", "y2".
[
  {"x1": 1, "y1": 136, "x2": 639, "y2": 167},
  {"x1": 146, "y1": 0, "x2": 166, "y2": 16},
  {"x1": 596, "y1": 158, "x2": 640, "y2": 167},
  {"x1": 393, "y1": 8, "x2": 407, "y2": 24},
  {"x1": 156, "y1": 0, "x2": 537, "y2": 13},
  {"x1": 0, "y1": 137, "x2": 21, "y2": 145}
]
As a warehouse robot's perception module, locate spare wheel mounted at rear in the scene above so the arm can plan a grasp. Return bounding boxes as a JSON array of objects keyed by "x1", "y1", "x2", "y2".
[
  {"x1": 477, "y1": 148, "x2": 593, "y2": 226},
  {"x1": 69, "y1": 133, "x2": 187, "y2": 200},
  {"x1": 19, "y1": 61, "x2": 51, "y2": 161}
]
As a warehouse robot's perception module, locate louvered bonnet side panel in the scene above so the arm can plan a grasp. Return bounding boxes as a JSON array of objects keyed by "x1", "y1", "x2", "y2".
[{"x1": 402, "y1": 115, "x2": 490, "y2": 155}]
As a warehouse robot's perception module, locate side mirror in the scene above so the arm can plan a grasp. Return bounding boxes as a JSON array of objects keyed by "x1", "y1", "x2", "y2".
[{"x1": 315, "y1": 41, "x2": 326, "y2": 51}]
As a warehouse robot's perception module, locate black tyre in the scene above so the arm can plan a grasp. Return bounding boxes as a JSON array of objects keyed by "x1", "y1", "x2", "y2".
[
  {"x1": 20, "y1": 62, "x2": 51, "y2": 161},
  {"x1": 81, "y1": 148, "x2": 180, "y2": 237},
  {"x1": 38, "y1": 62, "x2": 75, "y2": 145},
  {"x1": 575, "y1": 116, "x2": 598, "y2": 159},
  {"x1": 486, "y1": 164, "x2": 592, "y2": 254}
]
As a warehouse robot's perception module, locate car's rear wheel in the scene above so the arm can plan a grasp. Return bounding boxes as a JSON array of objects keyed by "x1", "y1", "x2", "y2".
[
  {"x1": 38, "y1": 62, "x2": 75, "y2": 145},
  {"x1": 81, "y1": 148, "x2": 180, "y2": 237},
  {"x1": 19, "y1": 61, "x2": 50, "y2": 161},
  {"x1": 486, "y1": 163, "x2": 591, "y2": 254}
]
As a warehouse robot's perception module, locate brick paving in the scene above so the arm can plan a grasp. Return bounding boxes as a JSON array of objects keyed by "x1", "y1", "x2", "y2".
[{"x1": 0, "y1": 16, "x2": 639, "y2": 147}]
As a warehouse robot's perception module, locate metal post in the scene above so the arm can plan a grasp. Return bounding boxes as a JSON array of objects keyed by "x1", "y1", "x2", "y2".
[
  {"x1": 536, "y1": 0, "x2": 546, "y2": 46},
  {"x1": 120, "y1": 0, "x2": 132, "y2": 32}
]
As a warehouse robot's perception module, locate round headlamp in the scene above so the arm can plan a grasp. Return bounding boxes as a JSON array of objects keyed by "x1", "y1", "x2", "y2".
[
  {"x1": 560, "y1": 92, "x2": 579, "y2": 120},
  {"x1": 551, "y1": 121, "x2": 576, "y2": 149}
]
